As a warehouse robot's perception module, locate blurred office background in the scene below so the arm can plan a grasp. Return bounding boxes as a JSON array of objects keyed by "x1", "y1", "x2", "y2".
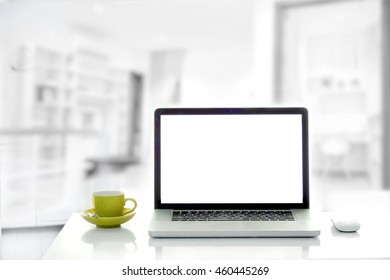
[{"x1": 0, "y1": 0, "x2": 389, "y2": 258}]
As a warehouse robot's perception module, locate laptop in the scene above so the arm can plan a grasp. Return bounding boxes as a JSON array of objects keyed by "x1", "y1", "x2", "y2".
[{"x1": 148, "y1": 107, "x2": 320, "y2": 237}]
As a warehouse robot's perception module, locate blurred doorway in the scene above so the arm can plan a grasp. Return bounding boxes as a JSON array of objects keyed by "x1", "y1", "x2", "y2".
[{"x1": 275, "y1": 0, "x2": 384, "y2": 191}]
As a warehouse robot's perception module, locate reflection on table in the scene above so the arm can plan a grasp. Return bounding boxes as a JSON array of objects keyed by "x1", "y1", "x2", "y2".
[{"x1": 149, "y1": 237, "x2": 320, "y2": 260}]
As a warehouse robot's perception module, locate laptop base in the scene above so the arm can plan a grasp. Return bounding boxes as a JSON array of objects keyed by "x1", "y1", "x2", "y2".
[{"x1": 149, "y1": 209, "x2": 320, "y2": 238}]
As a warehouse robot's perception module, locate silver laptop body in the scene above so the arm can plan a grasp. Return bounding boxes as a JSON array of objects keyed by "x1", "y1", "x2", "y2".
[{"x1": 148, "y1": 107, "x2": 320, "y2": 238}]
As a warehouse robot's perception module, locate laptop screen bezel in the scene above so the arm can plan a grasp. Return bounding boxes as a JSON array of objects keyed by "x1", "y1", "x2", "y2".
[{"x1": 154, "y1": 107, "x2": 310, "y2": 210}]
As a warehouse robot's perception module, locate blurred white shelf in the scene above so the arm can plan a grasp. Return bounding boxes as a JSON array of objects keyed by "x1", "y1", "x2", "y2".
[
  {"x1": 0, "y1": 128, "x2": 97, "y2": 135},
  {"x1": 1, "y1": 42, "x2": 133, "y2": 229}
]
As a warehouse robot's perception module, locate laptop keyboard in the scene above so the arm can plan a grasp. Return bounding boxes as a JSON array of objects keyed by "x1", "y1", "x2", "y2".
[{"x1": 171, "y1": 210, "x2": 295, "y2": 221}]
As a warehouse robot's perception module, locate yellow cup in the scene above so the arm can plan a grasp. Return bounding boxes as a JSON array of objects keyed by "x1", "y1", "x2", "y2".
[{"x1": 93, "y1": 191, "x2": 137, "y2": 217}]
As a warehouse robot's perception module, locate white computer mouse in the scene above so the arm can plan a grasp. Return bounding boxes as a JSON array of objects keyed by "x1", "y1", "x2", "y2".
[{"x1": 331, "y1": 218, "x2": 360, "y2": 232}]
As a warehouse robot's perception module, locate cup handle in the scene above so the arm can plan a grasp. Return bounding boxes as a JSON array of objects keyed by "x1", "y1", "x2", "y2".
[{"x1": 123, "y1": 198, "x2": 137, "y2": 215}]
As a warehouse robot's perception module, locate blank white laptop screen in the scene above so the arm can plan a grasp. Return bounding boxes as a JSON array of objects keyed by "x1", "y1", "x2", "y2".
[{"x1": 160, "y1": 114, "x2": 303, "y2": 204}]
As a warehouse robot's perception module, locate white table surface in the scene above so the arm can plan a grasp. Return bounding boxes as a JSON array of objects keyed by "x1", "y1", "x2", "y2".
[{"x1": 43, "y1": 209, "x2": 390, "y2": 260}]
